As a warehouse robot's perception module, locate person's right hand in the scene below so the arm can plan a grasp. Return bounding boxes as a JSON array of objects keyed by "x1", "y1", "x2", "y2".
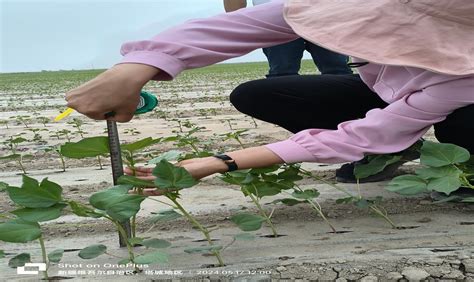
[{"x1": 65, "y1": 63, "x2": 160, "y2": 122}]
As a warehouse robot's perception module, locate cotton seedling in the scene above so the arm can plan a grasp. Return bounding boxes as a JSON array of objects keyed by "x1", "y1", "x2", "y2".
[
  {"x1": 119, "y1": 160, "x2": 225, "y2": 266},
  {"x1": 60, "y1": 136, "x2": 110, "y2": 170},
  {"x1": 0, "y1": 135, "x2": 32, "y2": 174},
  {"x1": 0, "y1": 176, "x2": 69, "y2": 280},
  {"x1": 298, "y1": 167, "x2": 398, "y2": 228},
  {"x1": 0, "y1": 176, "x2": 170, "y2": 276},
  {"x1": 9, "y1": 115, "x2": 31, "y2": 128},
  {"x1": 383, "y1": 141, "x2": 474, "y2": 202},
  {"x1": 38, "y1": 145, "x2": 67, "y2": 172},
  {"x1": 26, "y1": 127, "x2": 49, "y2": 145},
  {"x1": 120, "y1": 137, "x2": 161, "y2": 237},
  {"x1": 220, "y1": 129, "x2": 248, "y2": 149},
  {"x1": 67, "y1": 118, "x2": 86, "y2": 138},
  {"x1": 220, "y1": 166, "x2": 285, "y2": 237},
  {"x1": 0, "y1": 119, "x2": 9, "y2": 129}
]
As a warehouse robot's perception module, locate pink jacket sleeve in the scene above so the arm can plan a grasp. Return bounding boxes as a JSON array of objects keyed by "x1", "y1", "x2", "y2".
[
  {"x1": 120, "y1": 0, "x2": 298, "y2": 80},
  {"x1": 265, "y1": 77, "x2": 474, "y2": 163}
]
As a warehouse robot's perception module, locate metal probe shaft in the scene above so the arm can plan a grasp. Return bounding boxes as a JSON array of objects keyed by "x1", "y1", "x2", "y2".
[{"x1": 106, "y1": 120, "x2": 131, "y2": 247}]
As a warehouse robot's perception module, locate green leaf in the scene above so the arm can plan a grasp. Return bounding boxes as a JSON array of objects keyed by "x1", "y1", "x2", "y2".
[
  {"x1": 60, "y1": 136, "x2": 109, "y2": 159},
  {"x1": 461, "y1": 197, "x2": 474, "y2": 203},
  {"x1": 272, "y1": 198, "x2": 304, "y2": 206},
  {"x1": 148, "y1": 209, "x2": 182, "y2": 223},
  {"x1": 48, "y1": 249, "x2": 64, "y2": 263},
  {"x1": 148, "y1": 150, "x2": 184, "y2": 164},
  {"x1": 128, "y1": 237, "x2": 144, "y2": 246},
  {"x1": 0, "y1": 181, "x2": 9, "y2": 192},
  {"x1": 121, "y1": 137, "x2": 160, "y2": 153},
  {"x1": 230, "y1": 213, "x2": 266, "y2": 231},
  {"x1": 8, "y1": 253, "x2": 30, "y2": 268},
  {"x1": 153, "y1": 160, "x2": 198, "y2": 189},
  {"x1": 118, "y1": 175, "x2": 154, "y2": 188},
  {"x1": 7, "y1": 176, "x2": 62, "y2": 208},
  {"x1": 420, "y1": 141, "x2": 470, "y2": 167},
  {"x1": 336, "y1": 197, "x2": 354, "y2": 204},
  {"x1": 22, "y1": 174, "x2": 39, "y2": 189},
  {"x1": 141, "y1": 239, "x2": 171, "y2": 249},
  {"x1": 233, "y1": 233, "x2": 255, "y2": 241},
  {"x1": 416, "y1": 165, "x2": 462, "y2": 180},
  {"x1": 354, "y1": 199, "x2": 369, "y2": 208},
  {"x1": 249, "y1": 165, "x2": 281, "y2": 174},
  {"x1": 118, "y1": 258, "x2": 130, "y2": 265},
  {"x1": 133, "y1": 251, "x2": 168, "y2": 264},
  {"x1": 427, "y1": 176, "x2": 462, "y2": 195},
  {"x1": 277, "y1": 166, "x2": 303, "y2": 181},
  {"x1": 386, "y1": 175, "x2": 428, "y2": 195},
  {"x1": 89, "y1": 185, "x2": 132, "y2": 210},
  {"x1": 11, "y1": 203, "x2": 67, "y2": 222},
  {"x1": 68, "y1": 201, "x2": 103, "y2": 218},
  {"x1": 354, "y1": 155, "x2": 402, "y2": 179},
  {"x1": 89, "y1": 185, "x2": 145, "y2": 221},
  {"x1": 0, "y1": 250, "x2": 5, "y2": 258},
  {"x1": 184, "y1": 245, "x2": 223, "y2": 254},
  {"x1": 245, "y1": 183, "x2": 282, "y2": 198},
  {"x1": 0, "y1": 154, "x2": 20, "y2": 160},
  {"x1": 291, "y1": 189, "x2": 320, "y2": 200},
  {"x1": 219, "y1": 171, "x2": 249, "y2": 185},
  {"x1": 78, "y1": 244, "x2": 107, "y2": 259},
  {"x1": 0, "y1": 220, "x2": 41, "y2": 243}
]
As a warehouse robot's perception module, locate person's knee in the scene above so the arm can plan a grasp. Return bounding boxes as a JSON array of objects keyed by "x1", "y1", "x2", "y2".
[{"x1": 230, "y1": 80, "x2": 264, "y2": 114}]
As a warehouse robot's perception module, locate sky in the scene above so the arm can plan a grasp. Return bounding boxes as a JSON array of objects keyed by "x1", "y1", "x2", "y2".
[{"x1": 1, "y1": 0, "x2": 299, "y2": 73}]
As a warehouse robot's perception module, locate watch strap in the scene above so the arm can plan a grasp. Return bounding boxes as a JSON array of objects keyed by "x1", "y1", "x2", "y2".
[{"x1": 213, "y1": 154, "x2": 239, "y2": 172}]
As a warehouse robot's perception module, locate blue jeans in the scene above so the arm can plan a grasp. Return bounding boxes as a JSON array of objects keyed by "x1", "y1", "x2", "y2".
[{"x1": 262, "y1": 38, "x2": 352, "y2": 77}]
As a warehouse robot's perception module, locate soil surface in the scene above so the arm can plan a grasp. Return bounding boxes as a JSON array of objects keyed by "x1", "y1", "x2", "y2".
[{"x1": 1, "y1": 64, "x2": 473, "y2": 281}]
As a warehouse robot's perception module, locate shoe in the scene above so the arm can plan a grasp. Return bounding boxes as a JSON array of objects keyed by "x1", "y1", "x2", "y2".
[
  {"x1": 430, "y1": 187, "x2": 474, "y2": 203},
  {"x1": 335, "y1": 141, "x2": 422, "y2": 183}
]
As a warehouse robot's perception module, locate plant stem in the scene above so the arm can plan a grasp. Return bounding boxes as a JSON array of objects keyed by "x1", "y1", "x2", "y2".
[
  {"x1": 97, "y1": 156, "x2": 103, "y2": 170},
  {"x1": 58, "y1": 153, "x2": 66, "y2": 172},
  {"x1": 38, "y1": 235, "x2": 49, "y2": 281},
  {"x1": 18, "y1": 157, "x2": 27, "y2": 174},
  {"x1": 305, "y1": 199, "x2": 337, "y2": 233},
  {"x1": 110, "y1": 218, "x2": 139, "y2": 272},
  {"x1": 131, "y1": 216, "x2": 136, "y2": 238},
  {"x1": 299, "y1": 168, "x2": 354, "y2": 198},
  {"x1": 369, "y1": 205, "x2": 397, "y2": 228},
  {"x1": 146, "y1": 197, "x2": 176, "y2": 207},
  {"x1": 189, "y1": 143, "x2": 200, "y2": 154},
  {"x1": 235, "y1": 137, "x2": 245, "y2": 149},
  {"x1": 246, "y1": 186, "x2": 278, "y2": 237},
  {"x1": 168, "y1": 197, "x2": 224, "y2": 266}
]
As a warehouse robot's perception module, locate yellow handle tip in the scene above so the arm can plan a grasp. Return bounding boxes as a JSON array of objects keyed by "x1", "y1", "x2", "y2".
[{"x1": 54, "y1": 108, "x2": 74, "y2": 122}]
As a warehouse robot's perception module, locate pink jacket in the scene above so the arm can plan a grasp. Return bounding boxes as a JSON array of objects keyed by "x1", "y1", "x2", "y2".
[{"x1": 120, "y1": 1, "x2": 474, "y2": 164}]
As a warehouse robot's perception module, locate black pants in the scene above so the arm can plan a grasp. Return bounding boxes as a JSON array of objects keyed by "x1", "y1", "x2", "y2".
[{"x1": 230, "y1": 74, "x2": 474, "y2": 154}]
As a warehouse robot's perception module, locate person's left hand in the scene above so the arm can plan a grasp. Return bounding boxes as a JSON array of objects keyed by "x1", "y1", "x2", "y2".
[{"x1": 125, "y1": 157, "x2": 228, "y2": 196}]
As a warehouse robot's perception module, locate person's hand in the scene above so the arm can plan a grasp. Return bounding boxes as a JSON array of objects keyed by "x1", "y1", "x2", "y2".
[
  {"x1": 125, "y1": 157, "x2": 228, "y2": 196},
  {"x1": 65, "y1": 63, "x2": 160, "y2": 122}
]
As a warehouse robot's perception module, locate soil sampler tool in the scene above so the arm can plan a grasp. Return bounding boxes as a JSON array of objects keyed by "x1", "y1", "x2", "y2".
[{"x1": 55, "y1": 91, "x2": 158, "y2": 247}]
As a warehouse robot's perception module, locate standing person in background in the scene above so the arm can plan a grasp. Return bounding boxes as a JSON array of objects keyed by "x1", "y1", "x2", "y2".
[{"x1": 223, "y1": 0, "x2": 352, "y2": 77}]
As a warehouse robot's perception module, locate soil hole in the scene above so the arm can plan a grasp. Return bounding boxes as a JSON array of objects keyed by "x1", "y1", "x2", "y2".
[
  {"x1": 459, "y1": 221, "x2": 474, "y2": 225},
  {"x1": 431, "y1": 248, "x2": 459, "y2": 252},
  {"x1": 193, "y1": 238, "x2": 219, "y2": 242},
  {"x1": 327, "y1": 230, "x2": 353, "y2": 234},
  {"x1": 201, "y1": 263, "x2": 227, "y2": 268},
  {"x1": 63, "y1": 248, "x2": 81, "y2": 252},
  {"x1": 44, "y1": 276, "x2": 74, "y2": 280},
  {"x1": 260, "y1": 234, "x2": 287, "y2": 238},
  {"x1": 278, "y1": 256, "x2": 295, "y2": 261},
  {"x1": 395, "y1": 226, "x2": 420, "y2": 230}
]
